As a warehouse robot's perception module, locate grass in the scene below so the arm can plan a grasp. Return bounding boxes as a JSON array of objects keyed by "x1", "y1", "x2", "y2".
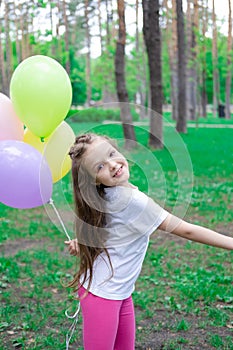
[{"x1": 1, "y1": 119, "x2": 233, "y2": 349}]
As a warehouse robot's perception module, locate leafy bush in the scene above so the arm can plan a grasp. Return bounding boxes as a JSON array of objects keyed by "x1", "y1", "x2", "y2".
[{"x1": 66, "y1": 107, "x2": 139, "y2": 122}]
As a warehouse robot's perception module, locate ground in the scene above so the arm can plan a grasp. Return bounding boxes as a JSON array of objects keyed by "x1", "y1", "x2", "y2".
[{"x1": 1, "y1": 223, "x2": 232, "y2": 350}]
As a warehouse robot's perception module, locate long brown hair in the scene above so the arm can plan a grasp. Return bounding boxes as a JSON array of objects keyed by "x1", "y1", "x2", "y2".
[{"x1": 68, "y1": 133, "x2": 115, "y2": 292}]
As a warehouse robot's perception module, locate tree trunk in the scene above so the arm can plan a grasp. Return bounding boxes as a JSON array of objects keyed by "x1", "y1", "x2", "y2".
[
  {"x1": 212, "y1": 0, "x2": 220, "y2": 117},
  {"x1": 98, "y1": 0, "x2": 103, "y2": 55},
  {"x1": 200, "y1": 0, "x2": 208, "y2": 117},
  {"x1": 14, "y1": 2, "x2": 21, "y2": 64},
  {"x1": 62, "y1": 0, "x2": 70, "y2": 74},
  {"x1": 225, "y1": 0, "x2": 232, "y2": 119},
  {"x1": 186, "y1": 0, "x2": 199, "y2": 121},
  {"x1": 135, "y1": 0, "x2": 146, "y2": 119},
  {"x1": 85, "y1": 0, "x2": 92, "y2": 106},
  {"x1": 176, "y1": 0, "x2": 187, "y2": 133},
  {"x1": 165, "y1": 0, "x2": 178, "y2": 121},
  {"x1": 142, "y1": 0, "x2": 163, "y2": 149},
  {"x1": 105, "y1": 0, "x2": 110, "y2": 46},
  {"x1": 115, "y1": 0, "x2": 136, "y2": 148},
  {"x1": 0, "y1": 15, "x2": 7, "y2": 94},
  {"x1": 4, "y1": 0, "x2": 12, "y2": 94}
]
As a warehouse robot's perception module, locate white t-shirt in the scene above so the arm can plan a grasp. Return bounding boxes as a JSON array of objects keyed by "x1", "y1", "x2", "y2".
[{"x1": 81, "y1": 186, "x2": 169, "y2": 300}]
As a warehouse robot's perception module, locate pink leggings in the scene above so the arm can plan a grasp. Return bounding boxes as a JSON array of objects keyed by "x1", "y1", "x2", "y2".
[{"x1": 78, "y1": 286, "x2": 135, "y2": 350}]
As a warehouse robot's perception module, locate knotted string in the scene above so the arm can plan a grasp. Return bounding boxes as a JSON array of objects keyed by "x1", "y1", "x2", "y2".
[{"x1": 65, "y1": 302, "x2": 81, "y2": 350}]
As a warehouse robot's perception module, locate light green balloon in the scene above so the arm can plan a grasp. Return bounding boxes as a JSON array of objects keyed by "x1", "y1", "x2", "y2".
[{"x1": 10, "y1": 55, "x2": 72, "y2": 138}]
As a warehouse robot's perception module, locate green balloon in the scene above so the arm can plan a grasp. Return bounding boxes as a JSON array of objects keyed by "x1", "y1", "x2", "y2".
[{"x1": 10, "y1": 55, "x2": 72, "y2": 138}]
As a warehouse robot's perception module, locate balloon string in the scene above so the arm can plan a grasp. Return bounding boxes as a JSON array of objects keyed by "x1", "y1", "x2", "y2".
[
  {"x1": 48, "y1": 198, "x2": 71, "y2": 241},
  {"x1": 65, "y1": 302, "x2": 80, "y2": 350}
]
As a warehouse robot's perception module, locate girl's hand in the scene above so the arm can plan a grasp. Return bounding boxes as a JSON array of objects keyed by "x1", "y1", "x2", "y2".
[{"x1": 64, "y1": 239, "x2": 79, "y2": 256}]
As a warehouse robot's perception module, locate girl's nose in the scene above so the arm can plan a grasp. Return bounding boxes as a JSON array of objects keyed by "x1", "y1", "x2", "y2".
[{"x1": 108, "y1": 160, "x2": 117, "y2": 169}]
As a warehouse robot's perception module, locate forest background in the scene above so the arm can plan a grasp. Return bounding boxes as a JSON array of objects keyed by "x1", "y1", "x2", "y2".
[
  {"x1": 0, "y1": 1, "x2": 233, "y2": 349},
  {"x1": 0, "y1": 0, "x2": 232, "y2": 144}
]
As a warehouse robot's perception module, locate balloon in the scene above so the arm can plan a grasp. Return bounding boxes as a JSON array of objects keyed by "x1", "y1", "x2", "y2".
[
  {"x1": 0, "y1": 140, "x2": 52, "y2": 209},
  {"x1": 0, "y1": 93, "x2": 24, "y2": 141},
  {"x1": 24, "y1": 121, "x2": 75, "y2": 183},
  {"x1": 10, "y1": 55, "x2": 72, "y2": 138}
]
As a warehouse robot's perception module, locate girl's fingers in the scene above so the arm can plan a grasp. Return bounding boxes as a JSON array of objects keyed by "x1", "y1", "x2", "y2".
[{"x1": 64, "y1": 239, "x2": 79, "y2": 256}]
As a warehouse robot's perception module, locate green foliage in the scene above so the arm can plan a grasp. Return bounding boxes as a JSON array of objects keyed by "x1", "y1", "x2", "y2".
[{"x1": 66, "y1": 107, "x2": 140, "y2": 123}]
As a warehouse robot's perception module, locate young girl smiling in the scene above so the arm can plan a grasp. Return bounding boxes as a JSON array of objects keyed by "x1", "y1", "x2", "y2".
[{"x1": 66, "y1": 133, "x2": 233, "y2": 350}]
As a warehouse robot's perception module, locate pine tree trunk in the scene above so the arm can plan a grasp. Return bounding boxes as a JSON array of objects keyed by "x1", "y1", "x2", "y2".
[
  {"x1": 115, "y1": 0, "x2": 136, "y2": 148},
  {"x1": 142, "y1": 0, "x2": 163, "y2": 149},
  {"x1": 176, "y1": 0, "x2": 187, "y2": 132},
  {"x1": 14, "y1": 2, "x2": 21, "y2": 64},
  {"x1": 212, "y1": 0, "x2": 220, "y2": 117},
  {"x1": 4, "y1": 0, "x2": 12, "y2": 94},
  {"x1": 135, "y1": 0, "x2": 146, "y2": 119},
  {"x1": 85, "y1": 0, "x2": 92, "y2": 106},
  {"x1": 225, "y1": 0, "x2": 232, "y2": 119},
  {"x1": 98, "y1": 0, "x2": 103, "y2": 55},
  {"x1": 0, "y1": 17, "x2": 7, "y2": 94},
  {"x1": 62, "y1": 0, "x2": 70, "y2": 74},
  {"x1": 200, "y1": 0, "x2": 208, "y2": 117},
  {"x1": 165, "y1": 0, "x2": 178, "y2": 121}
]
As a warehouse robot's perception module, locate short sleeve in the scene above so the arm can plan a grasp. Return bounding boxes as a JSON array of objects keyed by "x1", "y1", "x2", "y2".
[
  {"x1": 127, "y1": 189, "x2": 169, "y2": 237},
  {"x1": 104, "y1": 187, "x2": 169, "y2": 247}
]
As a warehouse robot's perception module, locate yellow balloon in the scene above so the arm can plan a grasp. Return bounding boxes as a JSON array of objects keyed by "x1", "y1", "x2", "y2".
[{"x1": 24, "y1": 122, "x2": 75, "y2": 183}]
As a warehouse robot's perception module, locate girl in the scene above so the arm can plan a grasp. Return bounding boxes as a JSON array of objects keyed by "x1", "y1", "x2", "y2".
[{"x1": 65, "y1": 133, "x2": 233, "y2": 350}]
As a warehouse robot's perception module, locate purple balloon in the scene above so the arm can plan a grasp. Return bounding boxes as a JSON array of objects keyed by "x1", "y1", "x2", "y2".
[{"x1": 0, "y1": 140, "x2": 53, "y2": 209}]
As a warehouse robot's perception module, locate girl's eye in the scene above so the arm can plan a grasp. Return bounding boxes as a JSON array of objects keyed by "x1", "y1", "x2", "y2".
[
  {"x1": 110, "y1": 150, "x2": 116, "y2": 157},
  {"x1": 97, "y1": 164, "x2": 104, "y2": 172}
]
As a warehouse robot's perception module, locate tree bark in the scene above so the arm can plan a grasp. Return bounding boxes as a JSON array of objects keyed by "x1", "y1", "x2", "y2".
[
  {"x1": 212, "y1": 0, "x2": 220, "y2": 117},
  {"x1": 200, "y1": 0, "x2": 208, "y2": 117},
  {"x1": 85, "y1": 0, "x2": 92, "y2": 106},
  {"x1": 115, "y1": 0, "x2": 136, "y2": 148},
  {"x1": 4, "y1": 0, "x2": 12, "y2": 94},
  {"x1": 225, "y1": 0, "x2": 232, "y2": 119},
  {"x1": 165, "y1": 0, "x2": 178, "y2": 121},
  {"x1": 135, "y1": 0, "x2": 146, "y2": 119},
  {"x1": 142, "y1": 0, "x2": 163, "y2": 148},
  {"x1": 62, "y1": 0, "x2": 70, "y2": 74},
  {"x1": 176, "y1": 0, "x2": 187, "y2": 133},
  {"x1": 0, "y1": 15, "x2": 7, "y2": 94}
]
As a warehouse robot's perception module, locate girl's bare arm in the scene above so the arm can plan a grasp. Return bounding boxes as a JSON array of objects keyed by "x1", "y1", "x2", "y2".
[{"x1": 158, "y1": 214, "x2": 233, "y2": 250}]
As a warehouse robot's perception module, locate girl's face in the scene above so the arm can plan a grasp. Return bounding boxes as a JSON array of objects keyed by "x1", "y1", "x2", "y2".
[{"x1": 82, "y1": 138, "x2": 130, "y2": 187}]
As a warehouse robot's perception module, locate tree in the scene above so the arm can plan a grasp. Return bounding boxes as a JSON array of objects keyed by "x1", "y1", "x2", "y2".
[
  {"x1": 176, "y1": 0, "x2": 187, "y2": 133},
  {"x1": 164, "y1": 0, "x2": 178, "y2": 121},
  {"x1": 84, "y1": 0, "x2": 91, "y2": 106},
  {"x1": 186, "y1": 0, "x2": 199, "y2": 120},
  {"x1": 200, "y1": 0, "x2": 208, "y2": 117},
  {"x1": 0, "y1": 0, "x2": 7, "y2": 94},
  {"x1": 225, "y1": 0, "x2": 232, "y2": 119},
  {"x1": 212, "y1": 0, "x2": 220, "y2": 117},
  {"x1": 4, "y1": 0, "x2": 12, "y2": 94},
  {"x1": 115, "y1": 0, "x2": 136, "y2": 148},
  {"x1": 135, "y1": 0, "x2": 147, "y2": 119},
  {"x1": 142, "y1": 0, "x2": 163, "y2": 148}
]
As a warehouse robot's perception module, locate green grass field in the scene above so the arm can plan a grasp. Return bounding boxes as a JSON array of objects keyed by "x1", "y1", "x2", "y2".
[{"x1": 0, "y1": 120, "x2": 233, "y2": 349}]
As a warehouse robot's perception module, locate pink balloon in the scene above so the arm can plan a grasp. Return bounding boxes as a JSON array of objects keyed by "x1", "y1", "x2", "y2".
[{"x1": 0, "y1": 93, "x2": 24, "y2": 141}]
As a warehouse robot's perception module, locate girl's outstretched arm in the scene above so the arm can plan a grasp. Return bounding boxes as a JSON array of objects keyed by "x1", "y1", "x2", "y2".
[{"x1": 158, "y1": 214, "x2": 233, "y2": 250}]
